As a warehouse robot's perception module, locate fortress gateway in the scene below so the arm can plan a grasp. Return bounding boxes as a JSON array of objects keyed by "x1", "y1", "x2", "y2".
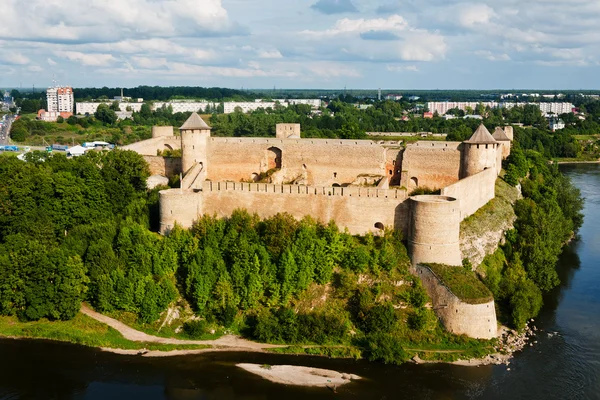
[{"x1": 124, "y1": 113, "x2": 514, "y2": 340}]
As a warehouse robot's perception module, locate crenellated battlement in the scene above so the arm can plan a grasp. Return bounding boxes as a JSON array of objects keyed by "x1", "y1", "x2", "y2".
[
  {"x1": 202, "y1": 181, "x2": 408, "y2": 200},
  {"x1": 210, "y1": 137, "x2": 384, "y2": 147}
]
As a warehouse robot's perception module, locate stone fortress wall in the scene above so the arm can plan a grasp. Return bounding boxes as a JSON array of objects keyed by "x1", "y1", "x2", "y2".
[
  {"x1": 122, "y1": 132, "x2": 182, "y2": 176},
  {"x1": 208, "y1": 137, "x2": 393, "y2": 187},
  {"x1": 441, "y1": 168, "x2": 496, "y2": 220},
  {"x1": 415, "y1": 264, "x2": 497, "y2": 339},
  {"x1": 128, "y1": 114, "x2": 511, "y2": 340},
  {"x1": 400, "y1": 141, "x2": 462, "y2": 190}
]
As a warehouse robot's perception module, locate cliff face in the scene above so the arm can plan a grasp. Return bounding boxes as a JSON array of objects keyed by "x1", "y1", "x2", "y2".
[{"x1": 460, "y1": 180, "x2": 521, "y2": 268}]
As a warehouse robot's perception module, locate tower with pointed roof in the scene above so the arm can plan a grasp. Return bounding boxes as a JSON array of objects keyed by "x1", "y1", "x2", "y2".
[
  {"x1": 462, "y1": 124, "x2": 499, "y2": 178},
  {"x1": 180, "y1": 112, "x2": 212, "y2": 176},
  {"x1": 492, "y1": 127, "x2": 512, "y2": 161}
]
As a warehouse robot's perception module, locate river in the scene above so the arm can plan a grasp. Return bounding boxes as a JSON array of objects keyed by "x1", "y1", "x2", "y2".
[{"x1": 0, "y1": 164, "x2": 598, "y2": 400}]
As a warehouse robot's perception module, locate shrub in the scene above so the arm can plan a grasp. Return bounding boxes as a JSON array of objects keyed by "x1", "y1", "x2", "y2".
[
  {"x1": 363, "y1": 303, "x2": 397, "y2": 334},
  {"x1": 363, "y1": 332, "x2": 408, "y2": 365},
  {"x1": 182, "y1": 320, "x2": 209, "y2": 339}
]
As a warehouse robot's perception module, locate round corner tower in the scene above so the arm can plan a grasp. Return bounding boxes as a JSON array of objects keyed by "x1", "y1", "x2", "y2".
[
  {"x1": 180, "y1": 112, "x2": 211, "y2": 174},
  {"x1": 462, "y1": 124, "x2": 499, "y2": 178},
  {"x1": 408, "y1": 195, "x2": 462, "y2": 267}
]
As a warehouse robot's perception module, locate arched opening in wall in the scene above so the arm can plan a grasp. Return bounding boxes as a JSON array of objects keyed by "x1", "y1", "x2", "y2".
[
  {"x1": 409, "y1": 177, "x2": 418, "y2": 189},
  {"x1": 374, "y1": 222, "x2": 384, "y2": 230},
  {"x1": 251, "y1": 172, "x2": 259, "y2": 182},
  {"x1": 332, "y1": 183, "x2": 341, "y2": 187},
  {"x1": 266, "y1": 147, "x2": 282, "y2": 170},
  {"x1": 164, "y1": 144, "x2": 174, "y2": 151}
]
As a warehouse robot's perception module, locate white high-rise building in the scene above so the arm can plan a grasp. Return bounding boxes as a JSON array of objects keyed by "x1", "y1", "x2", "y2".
[{"x1": 46, "y1": 86, "x2": 74, "y2": 114}]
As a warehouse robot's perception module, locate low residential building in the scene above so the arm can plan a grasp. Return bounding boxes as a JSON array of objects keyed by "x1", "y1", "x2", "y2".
[
  {"x1": 385, "y1": 94, "x2": 403, "y2": 101},
  {"x1": 549, "y1": 119, "x2": 565, "y2": 132},
  {"x1": 37, "y1": 109, "x2": 72, "y2": 122}
]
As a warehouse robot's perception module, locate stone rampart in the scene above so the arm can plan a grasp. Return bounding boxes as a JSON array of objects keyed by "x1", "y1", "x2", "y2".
[
  {"x1": 159, "y1": 181, "x2": 409, "y2": 236},
  {"x1": 415, "y1": 265, "x2": 497, "y2": 339},
  {"x1": 401, "y1": 142, "x2": 462, "y2": 190},
  {"x1": 441, "y1": 168, "x2": 496, "y2": 220},
  {"x1": 408, "y1": 195, "x2": 462, "y2": 266},
  {"x1": 159, "y1": 189, "x2": 204, "y2": 233},
  {"x1": 122, "y1": 136, "x2": 181, "y2": 156}
]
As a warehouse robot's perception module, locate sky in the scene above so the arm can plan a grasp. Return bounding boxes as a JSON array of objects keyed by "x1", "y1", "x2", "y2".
[{"x1": 1, "y1": 0, "x2": 600, "y2": 90}]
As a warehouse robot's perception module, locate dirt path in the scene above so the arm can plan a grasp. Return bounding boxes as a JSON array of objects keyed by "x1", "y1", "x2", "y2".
[
  {"x1": 404, "y1": 349, "x2": 466, "y2": 353},
  {"x1": 80, "y1": 305, "x2": 284, "y2": 351}
]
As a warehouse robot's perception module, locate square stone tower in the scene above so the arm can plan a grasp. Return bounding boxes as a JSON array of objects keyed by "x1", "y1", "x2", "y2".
[{"x1": 276, "y1": 123, "x2": 301, "y2": 139}]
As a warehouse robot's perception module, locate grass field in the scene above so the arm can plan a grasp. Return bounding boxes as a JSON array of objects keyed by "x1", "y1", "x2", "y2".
[{"x1": 0, "y1": 313, "x2": 209, "y2": 352}]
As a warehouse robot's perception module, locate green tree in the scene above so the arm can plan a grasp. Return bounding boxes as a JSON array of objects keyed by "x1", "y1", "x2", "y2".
[{"x1": 95, "y1": 103, "x2": 118, "y2": 125}]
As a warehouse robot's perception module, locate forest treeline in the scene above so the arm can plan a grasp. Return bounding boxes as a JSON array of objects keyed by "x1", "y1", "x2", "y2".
[{"x1": 480, "y1": 144, "x2": 584, "y2": 328}]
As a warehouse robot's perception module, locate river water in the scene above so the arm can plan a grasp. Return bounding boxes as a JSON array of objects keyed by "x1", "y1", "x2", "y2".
[{"x1": 0, "y1": 164, "x2": 598, "y2": 400}]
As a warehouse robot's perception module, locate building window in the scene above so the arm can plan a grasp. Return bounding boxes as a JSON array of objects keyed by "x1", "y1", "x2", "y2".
[{"x1": 333, "y1": 172, "x2": 337, "y2": 178}]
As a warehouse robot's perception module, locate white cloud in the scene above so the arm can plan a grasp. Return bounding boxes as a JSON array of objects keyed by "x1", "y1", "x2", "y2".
[
  {"x1": 387, "y1": 65, "x2": 419, "y2": 72},
  {"x1": 475, "y1": 51, "x2": 511, "y2": 61},
  {"x1": 299, "y1": 14, "x2": 447, "y2": 62},
  {"x1": 258, "y1": 50, "x2": 283, "y2": 59},
  {"x1": 56, "y1": 51, "x2": 116, "y2": 66},
  {"x1": 456, "y1": 4, "x2": 496, "y2": 27},
  {"x1": 1, "y1": 52, "x2": 30, "y2": 65},
  {"x1": 0, "y1": 0, "x2": 240, "y2": 43},
  {"x1": 303, "y1": 15, "x2": 409, "y2": 37},
  {"x1": 47, "y1": 58, "x2": 57, "y2": 66},
  {"x1": 398, "y1": 33, "x2": 447, "y2": 61}
]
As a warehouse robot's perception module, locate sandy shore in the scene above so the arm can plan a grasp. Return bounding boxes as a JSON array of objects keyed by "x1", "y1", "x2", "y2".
[
  {"x1": 556, "y1": 160, "x2": 600, "y2": 164},
  {"x1": 237, "y1": 363, "x2": 360, "y2": 387},
  {"x1": 99, "y1": 346, "x2": 270, "y2": 357}
]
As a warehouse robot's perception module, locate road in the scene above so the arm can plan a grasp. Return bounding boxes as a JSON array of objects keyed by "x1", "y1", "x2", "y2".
[{"x1": 0, "y1": 114, "x2": 14, "y2": 146}]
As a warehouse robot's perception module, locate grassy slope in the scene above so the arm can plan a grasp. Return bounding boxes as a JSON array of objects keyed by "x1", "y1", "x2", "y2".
[
  {"x1": 461, "y1": 178, "x2": 519, "y2": 240},
  {"x1": 0, "y1": 313, "x2": 208, "y2": 351}
]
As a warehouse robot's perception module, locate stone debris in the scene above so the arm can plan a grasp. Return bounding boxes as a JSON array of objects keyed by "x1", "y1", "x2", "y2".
[{"x1": 449, "y1": 322, "x2": 539, "y2": 367}]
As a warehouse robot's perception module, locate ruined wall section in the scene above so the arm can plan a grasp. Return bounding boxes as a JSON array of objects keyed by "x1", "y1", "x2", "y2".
[
  {"x1": 142, "y1": 156, "x2": 182, "y2": 177},
  {"x1": 415, "y1": 265, "x2": 497, "y2": 339},
  {"x1": 152, "y1": 126, "x2": 175, "y2": 138},
  {"x1": 207, "y1": 138, "x2": 388, "y2": 186},
  {"x1": 384, "y1": 146, "x2": 403, "y2": 186},
  {"x1": 441, "y1": 168, "x2": 496, "y2": 220},
  {"x1": 122, "y1": 136, "x2": 181, "y2": 156},
  {"x1": 401, "y1": 142, "x2": 462, "y2": 191}
]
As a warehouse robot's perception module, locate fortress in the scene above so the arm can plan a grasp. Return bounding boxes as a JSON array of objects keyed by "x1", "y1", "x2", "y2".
[{"x1": 124, "y1": 114, "x2": 514, "y2": 340}]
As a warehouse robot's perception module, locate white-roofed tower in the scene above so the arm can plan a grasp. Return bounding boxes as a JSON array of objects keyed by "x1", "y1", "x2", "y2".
[
  {"x1": 180, "y1": 112, "x2": 211, "y2": 177},
  {"x1": 462, "y1": 124, "x2": 500, "y2": 178}
]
